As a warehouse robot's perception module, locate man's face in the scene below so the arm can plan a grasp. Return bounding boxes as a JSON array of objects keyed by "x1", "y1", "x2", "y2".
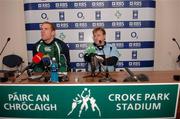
[
  {"x1": 40, "y1": 23, "x2": 55, "y2": 42},
  {"x1": 93, "y1": 30, "x2": 105, "y2": 46}
]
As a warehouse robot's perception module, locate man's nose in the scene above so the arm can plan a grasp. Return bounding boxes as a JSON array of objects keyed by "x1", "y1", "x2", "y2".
[{"x1": 41, "y1": 30, "x2": 45, "y2": 33}]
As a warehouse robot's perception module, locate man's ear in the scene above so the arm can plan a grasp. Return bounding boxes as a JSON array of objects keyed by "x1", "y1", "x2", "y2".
[
  {"x1": 52, "y1": 30, "x2": 56, "y2": 37},
  {"x1": 103, "y1": 35, "x2": 106, "y2": 41},
  {"x1": 92, "y1": 36, "x2": 95, "y2": 42},
  {"x1": 92, "y1": 36, "x2": 95, "y2": 39}
]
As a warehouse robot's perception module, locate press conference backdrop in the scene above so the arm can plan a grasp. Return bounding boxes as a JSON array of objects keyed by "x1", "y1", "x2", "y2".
[{"x1": 24, "y1": 0, "x2": 155, "y2": 71}]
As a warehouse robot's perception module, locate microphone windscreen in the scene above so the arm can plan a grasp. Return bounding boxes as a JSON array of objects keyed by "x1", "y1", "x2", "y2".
[
  {"x1": 85, "y1": 43, "x2": 96, "y2": 55},
  {"x1": 7, "y1": 37, "x2": 11, "y2": 42},
  {"x1": 172, "y1": 38, "x2": 176, "y2": 41},
  {"x1": 42, "y1": 55, "x2": 51, "y2": 66},
  {"x1": 32, "y1": 52, "x2": 43, "y2": 64},
  {"x1": 99, "y1": 40, "x2": 102, "y2": 44},
  {"x1": 177, "y1": 55, "x2": 180, "y2": 62},
  {"x1": 137, "y1": 74, "x2": 149, "y2": 81}
]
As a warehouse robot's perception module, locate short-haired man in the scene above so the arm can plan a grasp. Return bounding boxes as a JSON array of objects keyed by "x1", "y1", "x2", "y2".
[
  {"x1": 33, "y1": 21, "x2": 70, "y2": 72},
  {"x1": 84, "y1": 27, "x2": 120, "y2": 72}
]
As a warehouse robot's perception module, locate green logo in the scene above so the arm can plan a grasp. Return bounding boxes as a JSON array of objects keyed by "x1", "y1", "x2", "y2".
[
  {"x1": 115, "y1": 10, "x2": 122, "y2": 19},
  {"x1": 59, "y1": 32, "x2": 66, "y2": 41}
]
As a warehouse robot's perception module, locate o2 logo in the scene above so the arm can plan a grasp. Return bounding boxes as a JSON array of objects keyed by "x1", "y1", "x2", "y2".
[
  {"x1": 77, "y1": 12, "x2": 85, "y2": 19},
  {"x1": 78, "y1": 52, "x2": 84, "y2": 58},
  {"x1": 41, "y1": 13, "x2": 48, "y2": 20},
  {"x1": 131, "y1": 32, "x2": 138, "y2": 39}
]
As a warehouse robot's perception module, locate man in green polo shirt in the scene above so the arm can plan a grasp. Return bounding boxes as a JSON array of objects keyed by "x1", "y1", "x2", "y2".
[{"x1": 32, "y1": 21, "x2": 70, "y2": 72}]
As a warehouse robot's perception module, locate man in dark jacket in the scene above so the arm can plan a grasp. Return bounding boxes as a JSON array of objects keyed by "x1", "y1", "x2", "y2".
[{"x1": 33, "y1": 21, "x2": 70, "y2": 72}]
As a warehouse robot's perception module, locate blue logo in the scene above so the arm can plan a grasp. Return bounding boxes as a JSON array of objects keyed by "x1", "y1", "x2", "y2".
[
  {"x1": 133, "y1": 10, "x2": 138, "y2": 19},
  {"x1": 76, "y1": 62, "x2": 86, "y2": 68},
  {"x1": 41, "y1": 13, "x2": 48, "y2": 20},
  {"x1": 95, "y1": 11, "x2": 101, "y2": 20},
  {"x1": 115, "y1": 31, "x2": 121, "y2": 40},
  {"x1": 77, "y1": 12, "x2": 85, "y2": 19},
  {"x1": 132, "y1": 50, "x2": 137, "y2": 59},
  {"x1": 59, "y1": 11, "x2": 65, "y2": 21},
  {"x1": 79, "y1": 32, "x2": 84, "y2": 41}
]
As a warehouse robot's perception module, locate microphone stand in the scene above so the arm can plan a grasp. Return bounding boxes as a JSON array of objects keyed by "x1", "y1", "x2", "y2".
[
  {"x1": 98, "y1": 65, "x2": 116, "y2": 82},
  {"x1": 172, "y1": 38, "x2": 180, "y2": 50},
  {"x1": 0, "y1": 38, "x2": 10, "y2": 71},
  {"x1": 172, "y1": 38, "x2": 180, "y2": 81},
  {"x1": 123, "y1": 67, "x2": 149, "y2": 82},
  {"x1": 43, "y1": 65, "x2": 50, "y2": 82},
  {"x1": 123, "y1": 67, "x2": 138, "y2": 82},
  {"x1": 99, "y1": 50, "x2": 116, "y2": 82},
  {"x1": 0, "y1": 38, "x2": 11, "y2": 56},
  {"x1": 95, "y1": 61, "x2": 104, "y2": 77},
  {"x1": 83, "y1": 55, "x2": 103, "y2": 79},
  {"x1": 90, "y1": 56, "x2": 96, "y2": 77},
  {"x1": 83, "y1": 41, "x2": 108, "y2": 79},
  {"x1": 172, "y1": 38, "x2": 180, "y2": 62}
]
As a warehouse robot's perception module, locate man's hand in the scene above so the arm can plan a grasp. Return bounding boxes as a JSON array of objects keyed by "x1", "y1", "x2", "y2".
[{"x1": 95, "y1": 55, "x2": 104, "y2": 62}]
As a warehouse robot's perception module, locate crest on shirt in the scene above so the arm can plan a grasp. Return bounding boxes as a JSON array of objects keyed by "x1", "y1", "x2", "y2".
[{"x1": 44, "y1": 46, "x2": 51, "y2": 52}]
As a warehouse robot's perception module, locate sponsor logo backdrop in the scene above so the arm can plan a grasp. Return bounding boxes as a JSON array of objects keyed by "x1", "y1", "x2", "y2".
[{"x1": 24, "y1": 0, "x2": 155, "y2": 71}]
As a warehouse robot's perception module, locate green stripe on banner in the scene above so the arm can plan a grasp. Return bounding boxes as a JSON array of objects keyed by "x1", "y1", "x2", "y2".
[{"x1": 0, "y1": 83, "x2": 179, "y2": 118}]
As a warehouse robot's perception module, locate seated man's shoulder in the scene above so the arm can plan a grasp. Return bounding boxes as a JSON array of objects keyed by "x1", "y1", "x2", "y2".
[
  {"x1": 34, "y1": 39, "x2": 43, "y2": 45},
  {"x1": 54, "y1": 38, "x2": 69, "y2": 49},
  {"x1": 33, "y1": 40, "x2": 43, "y2": 49},
  {"x1": 106, "y1": 43, "x2": 113, "y2": 47},
  {"x1": 54, "y1": 38, "x2": 66, "y2": 44},
  {"x1": 107, "y1": 43, "x2": 117, "y2": 48}
]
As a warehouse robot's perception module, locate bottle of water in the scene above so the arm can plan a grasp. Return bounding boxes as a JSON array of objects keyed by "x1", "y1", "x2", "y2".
[{"x1": 50, "y1": 57, "x2": 59, "y2": 83}]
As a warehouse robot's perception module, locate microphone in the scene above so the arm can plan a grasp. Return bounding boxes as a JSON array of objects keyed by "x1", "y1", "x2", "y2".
[
  {"x1": 99, "y1": 40, "x2": 102, "y2": 45},
  {"x1": 90, "y1": 55, "x2": 96, "y2": 76},
  {"x1": 7, "y1": 37, "x2": 11, "y2": 42},
  {"x1": 16, "y1": 52, "x2": 43, "y2": 78},
  {"x1": 89, "y1": 40, "x2": 103, "y2": 76},
  {"x1": 172, "y1": 38, "x2": 180, "y2": 50},
  {"x1": 32, "y1": 52, "x2": 44, "y2": 64},
  {"x1": 85, "y1": 43, "x2": 96, "y2": 55},
  {"x1": 84, "y1": 43, "x2": 97, "y2": 76},
  {"x1": 0, "y1": 37, "x2": 11, "y2": 56},
  {"x1": 172, "y1": 38, "x2": 180, "y2": 62},
  {"x1": 98, "y1": 40, "x2": 103, "y2": 50},
  {"x1": 124, "y1": 67, "x2": 138, "y2": 82},
  {"x1": 172, "y1": 38, "x2": 180, "y2": 81},
  {"x1": 123, "y1": 67, "x2": 149, "y2": 82},
  {"x1": 42, "y1": 55, "x2": 51, "y2": 70}
]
